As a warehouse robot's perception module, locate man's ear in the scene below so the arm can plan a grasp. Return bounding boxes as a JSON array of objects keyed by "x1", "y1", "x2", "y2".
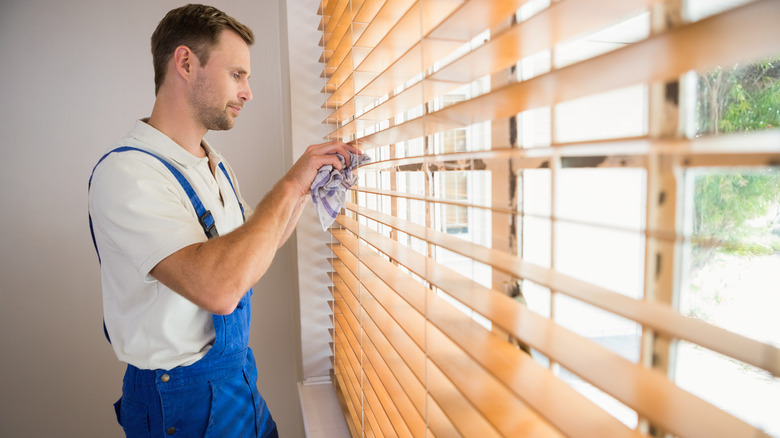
[{"x1": 173, "y1": 45, "x2": 196, "y2": 81}]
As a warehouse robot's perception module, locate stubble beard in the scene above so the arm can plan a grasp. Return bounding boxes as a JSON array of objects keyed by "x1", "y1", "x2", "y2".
[{"x1": 191, "y1": 75, "x2": 235, "y2": 131}]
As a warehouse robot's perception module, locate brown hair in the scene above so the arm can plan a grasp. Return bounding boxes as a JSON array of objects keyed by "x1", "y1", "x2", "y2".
[{"x1": 151, "y1": 4, "x2": 254, "y2": 95}]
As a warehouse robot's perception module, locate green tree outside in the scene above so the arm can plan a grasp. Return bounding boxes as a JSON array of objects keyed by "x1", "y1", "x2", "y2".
[
  {"x1": 694, "y1": 58, "x2": 780, "y2": 261},
  {"x1": 685, "y1": 58, "x2": 780, "y2": 324}
]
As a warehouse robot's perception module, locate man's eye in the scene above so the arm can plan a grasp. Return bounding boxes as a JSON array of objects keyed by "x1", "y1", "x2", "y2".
[{"x1": 232, "y1": 73, "x2": 240, "y2": 80}]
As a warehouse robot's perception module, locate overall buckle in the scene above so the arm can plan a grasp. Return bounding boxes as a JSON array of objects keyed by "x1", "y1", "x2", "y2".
[{"x1": 199, "y1": 210, "x2": 219, "y2": 239}]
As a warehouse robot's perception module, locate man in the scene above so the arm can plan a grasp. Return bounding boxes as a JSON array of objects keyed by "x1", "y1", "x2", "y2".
[{"x1": 88, "y1": 4, "x2": 358, "y2": 437}]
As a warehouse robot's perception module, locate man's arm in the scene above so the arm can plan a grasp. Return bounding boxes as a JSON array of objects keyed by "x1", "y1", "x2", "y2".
[
  {"x1": 278, "y1": 195, "x2": 308, "y2": 249},
  {"x1": 150, "y1": 140, "x2": 358, "y2": 315}
]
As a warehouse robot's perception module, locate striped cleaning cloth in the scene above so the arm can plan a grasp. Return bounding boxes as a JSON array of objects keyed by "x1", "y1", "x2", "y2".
[{"x1": 310, "y1": 151, "x2": 372, "y2": 231}]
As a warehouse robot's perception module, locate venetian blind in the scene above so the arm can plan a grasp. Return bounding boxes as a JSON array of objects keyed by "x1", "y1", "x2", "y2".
[{"x1": 318, "y1": 0, "x2": 780, "y2": 436}]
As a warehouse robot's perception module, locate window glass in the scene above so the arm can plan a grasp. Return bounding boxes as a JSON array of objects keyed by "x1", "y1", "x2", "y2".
[
  {"x1": 554, "y1": 12, "x2": 649, "y2": 69},
  {"x1": 432, "y1": 169, "x2": 491, "y2": 245},
  {"x1": 520, "y1": 280, "x2": 551, "y2": 319},
  {"x1": 676, "y1": 167, "x2": 780, "y2": 435},
  {"x1": 552, "y1": 168, "x2": 645, "y2": 426},
  {"x1": 517, "y1": 0, "x2": 550, "y2": 22},
  {"x1": 557, "y1": 366, "x2": 638, "y2": 428},
  {"x1": 683, "y1": 0, "x2": 752, "y2": 22},
  {"x1": 516, "y1": 49, "x2": 551, "y2": 82},
  {"x1": 695, "y1": 59, "x2": 780, "y2": 135},
  {"x1": 672, "y1": 53, "x2": 780, "y2": 435},
  {"x1": 555, "y1": 85, "x2": 648, "y2": 143},
  {"x1": 518, "y1": 106, "x2": 551, "y2": 148},
  {"x1": 555, "y1": 168, "x2": 646, "y2": 297},
  {"x1": 522, "y1": 169, "x2": 551, "y2": 268}
]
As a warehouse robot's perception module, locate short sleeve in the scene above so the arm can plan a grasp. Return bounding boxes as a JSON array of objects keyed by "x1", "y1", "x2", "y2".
[{"x1": 89, "y1": 151, "x2": 208, "y2": 279}]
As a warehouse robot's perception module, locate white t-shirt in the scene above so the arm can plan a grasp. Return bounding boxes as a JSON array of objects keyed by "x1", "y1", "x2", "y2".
[{"x1": 89, "y1": 120, "x2": 253, "y2": 370}]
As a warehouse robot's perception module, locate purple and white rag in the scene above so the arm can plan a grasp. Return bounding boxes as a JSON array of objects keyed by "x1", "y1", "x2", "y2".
[{"x1": 310, "y1": 150, "x2": 371, "y2": 230}]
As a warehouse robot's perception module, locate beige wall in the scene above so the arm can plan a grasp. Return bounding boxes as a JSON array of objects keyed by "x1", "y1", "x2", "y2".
[{"x1": 0, "y1": 0, "x2": 305, "y2": 436}]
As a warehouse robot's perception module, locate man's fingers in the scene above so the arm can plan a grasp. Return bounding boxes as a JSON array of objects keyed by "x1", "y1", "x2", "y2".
[{"x1": 306, "y1": 140, "x2": 361, "y2": 168}]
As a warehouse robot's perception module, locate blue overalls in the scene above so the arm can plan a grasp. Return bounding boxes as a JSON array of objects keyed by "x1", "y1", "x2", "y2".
[{"x1": 90, "y1": 147, "x2": 277, "y2": 437}]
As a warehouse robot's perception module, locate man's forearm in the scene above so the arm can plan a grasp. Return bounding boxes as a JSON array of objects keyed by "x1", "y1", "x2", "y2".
[
  {"x1": 150, "y1": 178, "x2": 303, "y2": 314},
  {"x1": 278, "y1": 196, "x2": 308, "y2": 248}
]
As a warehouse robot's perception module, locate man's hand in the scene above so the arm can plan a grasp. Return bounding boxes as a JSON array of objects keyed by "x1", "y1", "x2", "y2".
[{"x1": 282, "y1": 140, "x2": 361, "y2": 197}]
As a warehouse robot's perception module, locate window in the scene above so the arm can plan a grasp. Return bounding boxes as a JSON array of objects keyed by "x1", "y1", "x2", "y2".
[
  {"x1": 318, "y1": 0, "x2": 780, "y2": 436},
  {"x1": 673, "y1": 56, "x2": 780, "y2": 435}
]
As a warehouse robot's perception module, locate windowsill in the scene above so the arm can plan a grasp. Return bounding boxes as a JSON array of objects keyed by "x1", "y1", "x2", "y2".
[{"x1": 298, "y1": 377, "x2": 350, "y2": 438}]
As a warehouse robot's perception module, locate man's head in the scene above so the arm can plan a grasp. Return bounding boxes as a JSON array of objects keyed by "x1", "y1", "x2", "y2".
[{"x1": 151, "y1": 4, "x2": 254, "y2": 96}]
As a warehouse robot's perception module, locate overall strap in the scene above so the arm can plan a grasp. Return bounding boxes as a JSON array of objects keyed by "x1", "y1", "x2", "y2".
[
  {"x1": 89, "y1": 146, "x2": 218, "y2": 243},
  {"x1": 89, "y1": 146, "x2": 245, "y2": 343},
  {"x1": 218, "y1": 161, "x2": 245, "y2": 220}
]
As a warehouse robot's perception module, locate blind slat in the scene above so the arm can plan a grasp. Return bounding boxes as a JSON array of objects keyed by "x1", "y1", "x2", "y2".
[
  {"x1": 343, "y1": 201, "x2": 780, "y2": 376},
  {"x1": 332, "y1": 359, "x2": 362, "y2": 436},
  {"x1": 354, "y1": 0, "x2": 418, "y2": 49},
  {"x1": 354, "y1": 0, "x2": 385, "y2": 24},
  {"x1": 321, "y1": 0, "x2": 779, "y2": 436},
  {"x1": 362, "y1": 351, "x2": 414, "y2": 438},
  {"x1": 325, "y1": 38, "x2": 464, "y2": 124},
  {"x1": 332, "y1": 217, "x2": 769, "y2": 438},
  {"x1": 332, "y1": 270, "x2": 429, "y2": 401},
  {"x1": 325, "y1": 57, "x2": 355, "y2": 93},
  {"x1": 330, "y1": 237, "x2": 649, "y2": 438},
  {"x1": 334, "y1": 299, "x2": 381, "y2": 438},
  {"x1": 338, "y1": 301, "x2": 467, "y2": 437},
  {"x1": 427, "y1": 0, "x2": 528, "y2": 41},
  {"x1": 334, "y1": 263, "x2": 504, "y2": 437},
  {"x1": 332, "y1": 244, "x2": 567, "y2": 437},
  {"x1": 358, "y1": 131, "x2": 780, "y2": 170},
  {"x1": 361, "y1": 322, "x2": 456, "y2": 438},
  {"x1": 325, "y1": 0, "x2": 459, "y2": 108},
  {"x1": 323, "y1": 0, "x2": 350, "y2": 41},
  {"x1": 346, "y1": 0, "x2": 654, "y2": 130},
  {"x1": 339, "y1": 301, "x2": 430, "y2": 436},
  {"x1": 333, "y1": 284, "x2": 423, "y2": 437},
  {"x1": 323, "y1": 0, "x2": 340, "y2": 18},
  {"x1": 335, "y1": 313, "x2": 400, "y2": 438},
  {"x1": 334, "y1": 353, "x2": 366, "y2": 434},
  {"x1": 354, "y1": 0, "x2": 780, "y2": 146},
  {"x1": 335, "y1": 331, "x2": 373, "y2": 434},
  {"x1": 354, "y1": 0, "x2": 463, "y2": 73},
  {"x1": 324, "y1": 0, "x2": 531, "y2": 126}
]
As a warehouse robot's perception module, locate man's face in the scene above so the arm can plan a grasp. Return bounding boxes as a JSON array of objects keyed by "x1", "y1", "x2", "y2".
[{"x1": 189, "y1": 30, "x2": 252, "y2": 131}]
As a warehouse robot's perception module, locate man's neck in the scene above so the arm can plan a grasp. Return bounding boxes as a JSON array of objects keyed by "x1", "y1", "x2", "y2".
[{"x1": 147, "y1": 93, "x2": 208, "y2": 158}]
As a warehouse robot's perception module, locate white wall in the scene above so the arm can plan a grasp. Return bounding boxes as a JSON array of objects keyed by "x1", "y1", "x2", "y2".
[
  {"x1": 0, "y1": 0, "x2": 304, "y2": 436},
  {"x1": 285, "y1": 0, "x2": 335, "y2": 381}
]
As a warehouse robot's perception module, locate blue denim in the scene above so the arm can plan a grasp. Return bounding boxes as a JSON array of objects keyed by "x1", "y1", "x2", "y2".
[{"x1": 113, "y1": 290, "x2": 277, "y2": 437}]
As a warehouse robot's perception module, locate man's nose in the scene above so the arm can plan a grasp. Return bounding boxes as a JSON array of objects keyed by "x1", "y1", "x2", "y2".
[{"x1": 240, "y1": 82, "x2": 252, "y2": 102}]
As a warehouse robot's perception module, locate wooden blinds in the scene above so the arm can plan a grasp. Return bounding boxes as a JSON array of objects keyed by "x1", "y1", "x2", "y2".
[{"x1": 318, "y1": 0, "x2": 780, "y2": 437}]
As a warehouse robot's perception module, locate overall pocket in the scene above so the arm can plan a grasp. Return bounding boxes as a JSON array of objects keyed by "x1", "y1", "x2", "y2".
[
  {"x1": 115, "y1": 396, "x2": 150, "y2": 438},
  {"x1": 204, "y1": 372, "x2": 256, "y2": 438}
]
